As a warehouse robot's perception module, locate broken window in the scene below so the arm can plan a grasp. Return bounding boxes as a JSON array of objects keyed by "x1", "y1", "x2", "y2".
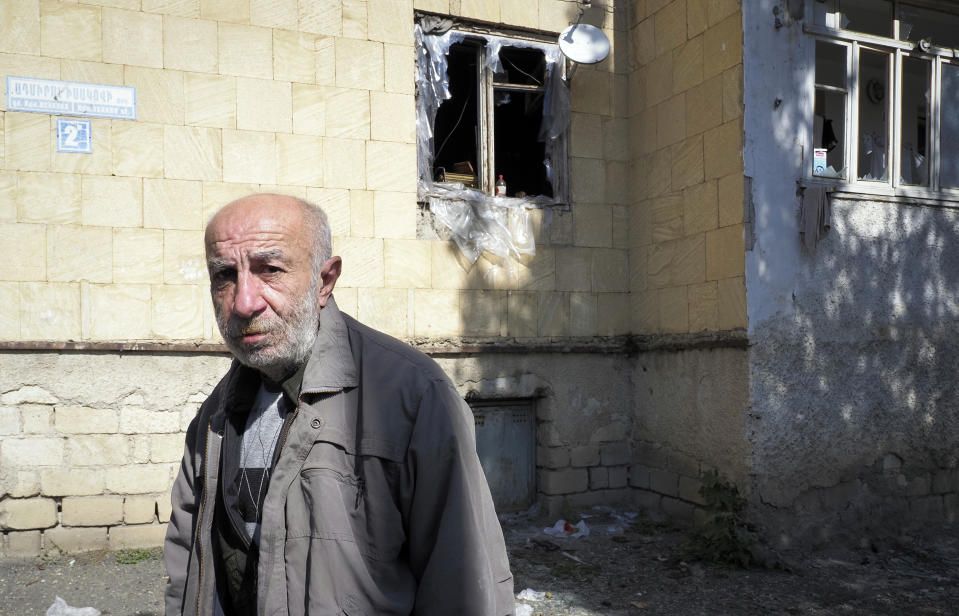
[
  {"x1": 417, "y1": 24, "x2": 567, "y2": 202},
  {"x1": 809, "y1": 1, "x2": 959, "y2": 194},
  {"x1": 415, "y1": 20, "x2": 569, "y2": 263},
  {"x1": 814, "y1": 40, "x2": 848, "y2": 179}
]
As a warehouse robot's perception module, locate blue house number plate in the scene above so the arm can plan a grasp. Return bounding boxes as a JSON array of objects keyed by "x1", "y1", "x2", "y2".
[{"x1": 57, "y1": 118, "x2": 92, "y2": 154}]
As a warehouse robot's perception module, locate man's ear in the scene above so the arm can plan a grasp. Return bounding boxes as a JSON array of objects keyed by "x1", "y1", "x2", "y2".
[{"x1": 317, "y1": 256, "x2": 342, "y2": 308}]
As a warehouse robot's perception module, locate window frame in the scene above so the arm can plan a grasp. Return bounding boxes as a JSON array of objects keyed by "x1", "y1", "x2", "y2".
[
  {"x1": 415, "y1": 22, "x2": 570, "y2": 208},
  {"x1": 804, "y1": 0, "x2": 959, "y2": 203}
]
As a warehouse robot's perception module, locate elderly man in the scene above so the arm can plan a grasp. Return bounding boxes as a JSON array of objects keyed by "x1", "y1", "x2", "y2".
[{"x1": 164, "y1": 194, "x2": 513, "y2": 616}]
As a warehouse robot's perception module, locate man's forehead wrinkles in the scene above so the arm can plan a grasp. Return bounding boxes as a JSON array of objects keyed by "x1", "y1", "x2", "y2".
[
  {"x1": 210, "y1": 233, "x2": 290, "y2": 255},
  {"x1": 210, "y1": 229, "x2": 291, "y2": 244}
]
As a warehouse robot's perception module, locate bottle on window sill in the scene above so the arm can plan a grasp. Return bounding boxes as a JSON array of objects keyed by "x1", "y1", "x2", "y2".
[{"x1": 496, "y1": 174, "x2": 507, "y2": 197}]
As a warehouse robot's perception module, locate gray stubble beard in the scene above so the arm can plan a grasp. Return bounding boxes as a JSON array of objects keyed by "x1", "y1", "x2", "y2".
[{"x1": 215, "y1": 282, "x2": 321, "y2": 382}]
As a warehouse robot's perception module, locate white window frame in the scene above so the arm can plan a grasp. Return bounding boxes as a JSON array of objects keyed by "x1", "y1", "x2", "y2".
[{"x1": 804, "y1": 0, "x2": 959, "y2": 203}]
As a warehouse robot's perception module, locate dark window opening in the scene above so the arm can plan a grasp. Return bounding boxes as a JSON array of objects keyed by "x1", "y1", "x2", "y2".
[
  {"x1": 431, "y1": 42, "x2": 552, "y2": 199},
  {"x1": 494, "y1": 47, "x2": 551, "y2": 199},
  {"x1": 433, "y1": 42, "x2": 480, "y2": 188},
  {"x1": 494, "y1": 46, "x2": 545, "y2": 87}
]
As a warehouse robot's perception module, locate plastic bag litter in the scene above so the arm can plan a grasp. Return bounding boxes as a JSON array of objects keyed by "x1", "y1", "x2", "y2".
[
  {"x1": 543, "y1": 519, "x2": 589, "y2": 538},
  {"x1": 46, "y1": 597, "x2": 100, "y2": 616},
  {"x1": 515, "y1": 604, "x2": 534, "y2": 616},
  {"x1": 516, "y1": 588, "x2": 547, "y2": 601}
]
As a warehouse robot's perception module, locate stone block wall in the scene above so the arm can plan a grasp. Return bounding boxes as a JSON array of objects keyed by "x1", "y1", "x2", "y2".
[
  {"x1": 626, "y1": 0, "x2": 747, "y2": 334},
  {"x1": 537, "y1": 441, "x2": 634, "y2": 517},
  {"x1": 0, "y1": 352, "x2": 231, "y2": 557},
  {"x1": 627, "y1": 345, "x2": 749, "y2": 520},
  {"x1": 435, "y1": 352, "x2": 636, "y2": 520},
  {"x1": 0, "y1": 0, "x2": 656, "y2": 554},
  {"x1": 0, "y1": 0, "x2": 633, "y2": 344}
]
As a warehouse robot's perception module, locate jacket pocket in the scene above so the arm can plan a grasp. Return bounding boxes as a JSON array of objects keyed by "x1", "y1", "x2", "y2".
[
  {"x1": 294, "y1": 466, "x2": 362, "y2": 543},
  {"x1": 288, "y1": 452, "x2": 404, "y2": 563}
]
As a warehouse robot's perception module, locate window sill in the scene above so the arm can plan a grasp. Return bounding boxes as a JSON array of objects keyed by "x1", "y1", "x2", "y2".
[
  {"x1": 417, "y1": 181, "x2": 569, "y2": 210},
  {"x1": 802, "y1": 178, "x2": 959, "y2": 208}
]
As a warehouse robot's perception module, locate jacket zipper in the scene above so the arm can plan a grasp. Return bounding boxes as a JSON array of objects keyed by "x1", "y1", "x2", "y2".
[
  {"x1": 194, "y1": 422, "x2": 213, "y2": 616},
  {"x1": 274, "y1": 401, "x2": 302, "y2": 461}
]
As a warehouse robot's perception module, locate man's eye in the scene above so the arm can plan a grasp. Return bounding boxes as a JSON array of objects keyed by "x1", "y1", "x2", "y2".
[
  {"x1": 211, "y1": 269, "x2": 236, "y2": 285},
  {"x1": 264, "y1": 265, "x2": 284, "y2": 274}
]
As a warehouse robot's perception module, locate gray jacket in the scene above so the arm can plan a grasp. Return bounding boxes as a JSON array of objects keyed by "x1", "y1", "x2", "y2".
[{"x1": 164, "y1": 298, "x2": 514, "y2": 615}]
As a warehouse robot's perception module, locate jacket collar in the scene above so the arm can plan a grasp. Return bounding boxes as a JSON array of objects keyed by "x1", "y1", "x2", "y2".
[{"x1": 301, "y1": 295, "x2": 358, "y2": 394}]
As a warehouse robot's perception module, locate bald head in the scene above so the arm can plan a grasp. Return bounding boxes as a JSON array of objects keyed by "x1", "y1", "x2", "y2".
[{"x1": 207, "y1": 194, "x2": 332, "y2": 275}]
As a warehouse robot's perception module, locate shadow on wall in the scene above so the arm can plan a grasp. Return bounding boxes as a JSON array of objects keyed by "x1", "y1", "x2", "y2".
[
  {"x1": 443, "y1": 0, "x2": 633, "y2": 504},
  {"x1": 744, "y1": 21, "x2": 959, "y2": 544},
  {"x1": 750, "y1": 197, "x2": 959, "y2": 545}
]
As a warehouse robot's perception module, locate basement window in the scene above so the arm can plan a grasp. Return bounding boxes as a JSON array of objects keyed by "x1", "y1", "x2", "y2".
[
  {"x1": 415, "y1": 22, "x2": 569, "y2": 262},
  {"x1": 807, "y1": 1, "x2": 959, "y2": 196}
]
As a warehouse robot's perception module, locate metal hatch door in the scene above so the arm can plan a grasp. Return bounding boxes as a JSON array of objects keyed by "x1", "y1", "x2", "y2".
[{"x1": 470, "y1": 398, "x2": 535, "y2": 512}]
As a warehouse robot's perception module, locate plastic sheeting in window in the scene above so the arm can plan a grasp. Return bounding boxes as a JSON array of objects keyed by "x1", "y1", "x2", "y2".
[{"x1": 415, "y1": 25, "x2": 570, "y2": 263}]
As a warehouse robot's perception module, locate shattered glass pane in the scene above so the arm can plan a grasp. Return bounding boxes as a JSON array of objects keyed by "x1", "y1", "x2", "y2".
[
  {"x1": 814, "y1": 41, "x2": 847, "y2": 179},
  {"x1": 940, "y1": 63, "x2": 959, "y2": 189},
  {"x1": 813, "y1": 0, "x2": 839, "y2": 29},
  {"x1": 899, "y1": 56, "x2": 929, "y2": 186},
  {"x1": 857, "y1": 50, "x2": 889, "y2": 182},
  {"x1": 840, "y1": 0, "x2": 892, "y2": 37},
  {"x1": 898, "y1": 4, "x2": 959, "y2": 49}
]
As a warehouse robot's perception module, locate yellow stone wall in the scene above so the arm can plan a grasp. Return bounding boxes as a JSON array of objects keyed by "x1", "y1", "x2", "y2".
[
  {"x1": 627, "y1": 0, "x2": 746, "y2": 333},
  {"x1": 0, "y1": 0, "x2": 633, "y2": 344}
]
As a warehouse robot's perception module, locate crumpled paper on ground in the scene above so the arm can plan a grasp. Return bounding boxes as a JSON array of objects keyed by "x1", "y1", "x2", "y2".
[
  {"x1": 46, "y1": 597, "x2": 100, "y2": 616},
  {"x1": 543, "y1": 518, "x2": 590, "y2": 538}
]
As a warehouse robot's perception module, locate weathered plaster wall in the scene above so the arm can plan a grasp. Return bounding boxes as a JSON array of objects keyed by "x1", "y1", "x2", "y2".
[
  {"x1": 629, "y1": 345, "x2": 750, "y2": 518},
  {"x1": 750, "y1": 197, "x2": 959, "y2": 544},
  {"x1": 744, "y1": 1, "x2": 959, "y2": 545}
]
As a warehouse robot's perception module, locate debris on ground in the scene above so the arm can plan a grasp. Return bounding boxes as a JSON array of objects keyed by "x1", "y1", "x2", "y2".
[
  {"x1": 45, "y1": 596, "x2": 100, "y2": 616},
  {"x1": 2, "y1": 505, "x2": 959, "y2": 615},
  {"x1": 543, "y1": 519, "x2": 590, "y2": 538},
  {"x1": 517, "y1": 588, "x2": 548, "y2": 601}
]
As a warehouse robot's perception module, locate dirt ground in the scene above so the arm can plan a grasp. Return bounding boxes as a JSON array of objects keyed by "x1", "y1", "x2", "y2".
[{"x1": 2, "y1": 506, "x2": 958, "y2": 615}]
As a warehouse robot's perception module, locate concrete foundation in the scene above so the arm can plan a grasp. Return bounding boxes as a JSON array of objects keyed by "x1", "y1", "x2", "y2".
[{"x1": 0, "y1": 348, "x2": 644, "y2": 554}]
